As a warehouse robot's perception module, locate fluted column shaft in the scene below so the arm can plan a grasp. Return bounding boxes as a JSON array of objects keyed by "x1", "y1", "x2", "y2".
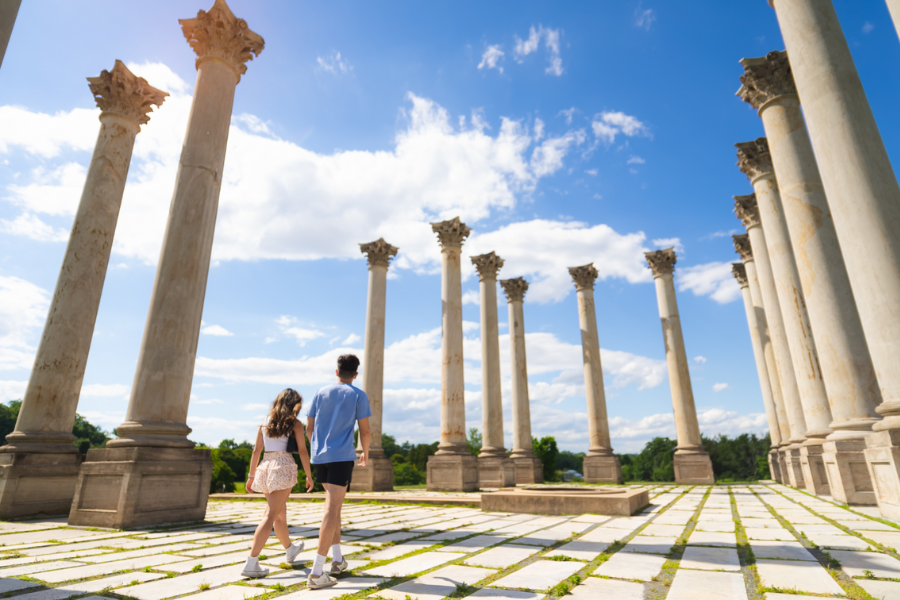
[
  {"x1": 887, "y1": 0, "x2": 900, "y2": 42},
  {"x1": 771, "y1": 0, "x2": 900, "y2": 430},
  {"x1": 440, "y1": 246, "x2": 465, "y2": 451},
  {"x1": 362, "y1": 265, "x2": 387, "y2": 454},
  {"x1": 576, "y1": 287, "x2": 612, "y2": 454},
  {"x1": 508, "y1": 299, "x2": 533, "y2": 457},
  {"x1": 471, "y1": 252, "x2": 505, "y2": 457},
  {"x1": 0, "y1": 0, "x2": 20, "y2": 70}
]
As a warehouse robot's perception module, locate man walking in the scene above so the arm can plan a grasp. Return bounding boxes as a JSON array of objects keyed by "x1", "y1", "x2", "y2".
[{"x1": 306, "y1": 354, "x2": 371, "y2": 589}]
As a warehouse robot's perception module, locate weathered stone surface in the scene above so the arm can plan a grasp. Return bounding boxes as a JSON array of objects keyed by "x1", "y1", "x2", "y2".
[
  {"x1": 570, "y1": 578, "x2": 644, "y2": 599},
  {"x1": 679, "y1": 546, "x2": 741, "y2": 571},
  {"x1": 755, "y1": 558, "x2": 844, "y2": 596},
  {"x1": 463, "y1": 544, "x2": 541, "y2": 569},
  {"x1": 481, "y1": 487, "x2": 648, "y2": 516},
  {"x1": 593, "y1": 551, "x2": 666, "y2": 582},
  {"x1": 489, "y1": 560, "x2": 581, "y2": 591},
  {"x1": 667, "y1": 570, "x2": 748, "y2": 600},
  {"x1": 364, "y1": 551, "x2": 466, "y2": 577}
]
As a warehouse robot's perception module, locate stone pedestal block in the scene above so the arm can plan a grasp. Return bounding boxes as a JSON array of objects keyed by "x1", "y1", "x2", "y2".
[
  {"x1": 864, "y1": 430, "x2": 900, "y2": 520},
  {"x1": 823, "y1": 439, "x2": 875, "y2": 505},
  {"x1": 799, "y1": 443, "x2": 830, "y2": 495},
  {"x1": 673, "y1": 452, "x2": 714, "y2": 484},
  {"x1": 768, "y1": 449, "x2": 782, "y2": 482},
  {"x1": 477, "y1": 456, "x2": 516, "y2": 489},
  {"x1": 783, "y1": 446, "x2": 806, "y2": 488},
  {"x1": 779, "y1": 450, "x2": 790, "y2": 485},
  {"x1": 68, "y1": 447, "x2": 211, "y2": 529},
  {"x1": 0, "y1": 453, "x2": 83, "y2": 519},
  {"x1": 583, "y1": 455, "x2": 623, "y2": 484},
  {"x1": 512, "y1": 457, "x2": 543, "y2": 484},
  {"x1": 426, "y1": 453, "x2": 478, "y2": 492},
  {"x1": 350, "y1": 455, "x2": 394, "y2": 492}
]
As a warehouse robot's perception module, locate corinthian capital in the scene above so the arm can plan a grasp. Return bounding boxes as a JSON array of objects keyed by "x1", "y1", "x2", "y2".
[
  {"x1": 737, "y1": 50, "x2": 796, "y2": 110},
  {"x1": 180, "y1": 0, "x2": 264, "y2": 79},
  {"x1": 471, "y1": 251, "x2": 504, "y2": 281},
  {"x1": 431, "y1": 216, "x2": 471, "y2": 250},
  {"x1": 645, "y1": 248, "x2": 677, "y2": 278},
  {"x1": 733, "y1": 234, "x2": 753, "y2": 261},
  {"x1": 87, "y1": 61, "x2": 167, "y2": 127},
  {"x1": 734, "y1": 194, "x2": 761, "y2": 229},
  {"x1": 731, "y1": 262, "x2": 749, "y2": 287},
  {"x1": 736, "y1": 138, "x2": 774, "y2": 181},
  {"x1": 359, "y1": 238, "x2": 398, "y2": 269},
  {"x1": 568, "y1": 264, "x2": 599, "y2": 291},
  {"x1": 500, "y1": 277, "x2": 529, "y2": 302}
]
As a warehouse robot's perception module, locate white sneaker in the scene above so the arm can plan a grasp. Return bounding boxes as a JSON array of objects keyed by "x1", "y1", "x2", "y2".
[
  {"x1": 241, "y1": 558, "x2": 269, "y2": 579},
  {"x1": 329, "y1": 558, "x2": 349, "y2": 576},
  {"x1": 285, "y1": 540, "x2": 305, "y2": 563},
  {"x1": 307, "y1": 572, "x2": 337, "y2": 589}
]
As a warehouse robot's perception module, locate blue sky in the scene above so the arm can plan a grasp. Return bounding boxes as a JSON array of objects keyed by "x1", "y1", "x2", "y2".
[{"x1": 0, "y1": 1, "x2": 898, "y2": 453}]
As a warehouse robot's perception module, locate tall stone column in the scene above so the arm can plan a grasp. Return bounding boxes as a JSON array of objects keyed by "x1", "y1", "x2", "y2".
[
  {"x1": 736, "y1": 141, "x2": 831, "y2": 495},
  {"x1": 739, "y1": 52, "x2": 881, "y2": 504},
  {"x1": 426, "y1": 217, "x2": 478, "y2": 491},
  {"x1": 888, "y1": 0, "x2": 900, "y2": 41},
  {"x1": 500, "y1": 278, "x2": 542, "y2": 484},
  {"x1": 69, "y1": 0, "x2": 263, "y2": 529},
  {"x1": 351, "y1": 239, "x2": 398, "y2": 492},
  {"x1": 734, "y1": 196, "x2": 806, "y2": 488},
  {"x1": 769, "y1": 0, "x2": 900, "y2": 519},
  {"x1": 644, "y1": 250, "x2": 714, "y2": 484},
  {"x1": 733, "y1": 235, "x2": 792, "y2": 483},
  {"x1": 731, "y1": 262, "x2": 782, "y2": 483},
  {"x1": 567, "y1": 265, "x2": 622, "y2": 483},
  {"x1": 471, "y1": 252, "x2": 516, "y2": 489},
  {"x1": 0, "y1": 62, "x2": 165, "y2": 519},
  {"x1": 0, "y1": 0, "x2": 20, "y2": 69}
]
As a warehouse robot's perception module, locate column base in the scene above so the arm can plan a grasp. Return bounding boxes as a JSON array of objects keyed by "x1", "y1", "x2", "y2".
[
  {"x1": 512, "y1": 456, "x2": 543, "y2": 484},
  {"x1": 68, "y1": 447, "x2": 212, "y2": 529},
  {"x1": 864, "y1": 430, "x2": 900, "y2": 520},
  {"x1": 350, "y1": 454, "x2": 394, "y2": 492},
  {"x1": 673, "y1": 452, "x2": 714, "y2": 484},
  {"x1": 426, "y1": 453, "x2": 478, "y2": 492},
  {"x1": 799, "y1": 442, "x2": 830, "y2": 495},
  {"x1": 822, "y1": 439, "x2": 875, "y2": 505},
  {"x1": 778, "y1": 449, "x2": 789, "y2": 485},
  {"x1": 0, "y1": 453, "x2": 83, "y2": 519},
  {"x1": 477, "y1": 455, "x2": 516, "y2": 488},
  {"x1": 767, "y1": 449, "x2": 782, "y2": 482},
  {"x1": 783, "y1": 446, "x2": 806, "y2": 488},
  {"x1": 583, "y1": 454, "x2": 623, "y2": 484}
]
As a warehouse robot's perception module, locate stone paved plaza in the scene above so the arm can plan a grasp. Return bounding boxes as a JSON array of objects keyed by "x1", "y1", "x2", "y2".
[{"x1": 0, "y1": 484, "x2": 897, "y2": 600}]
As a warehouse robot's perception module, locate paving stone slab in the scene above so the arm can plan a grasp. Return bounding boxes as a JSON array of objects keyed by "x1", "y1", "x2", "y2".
[
  {"x1": 579, "y1": 527, "x2": 630, "y2": 544},
  {"x1": 621, "y1": 535, "x2": 677, "y2": 555},
  {"x1": 177, "y1": 585, "x2": 268, "y2": 600},
  {"x1": 805, "y1": 533, "x2": 873, "y2": 550},
  {"x1": 463, "y1": 544, "x2": 540, "y2": 569},
  {"x1": 467, "y1": 590, "x2": 542, "y2": 599},
  {"x1": 593, "y1": 551, "x2": 666, "y2": 582},
  {"x1": 0, "y1": 578, "x2": 39, "y2": 593},
  {"x1": 763, "y1": 595, "x2": 841, "y2": 600},
  {"x1": 755, "y1": 558, "x2": 845, "y2": 596},
  {"x1": 744, "y1": 528, "x2": 795, "y2": 541},
  {"x1": 857, "y1": 578, "x2": 900, "y2": 600},
  {"x1": 687, "y1": 530, "x2": 737, "y2": 547},
  {"x1": 696, "y1": 520, "x2": 736, "y2": 533},
  {"x1": 571, "y1": 514, "x2": 613, "y2": 524},
  {"x1": 36, "y1": 554, "x2": 188, "y2": 583},
  {"x1": 438, "y1": 535, "x2": 508, "y2": 553},
  {"x1": 827, "y1": 549, "x2": 900, "y2": 578},
  {"x1": 572, "y1": 577, "x2": 644, "y2": 599},
  {"x1": 365, "y1": 541, "x2": 434, "y2": 562},
  {"x1": 275, "y1": 576, "x2": 385, "y2": 600},
  {"x1": 544, "y1": 540, "x2": 608, "y2": 561},
  {"x1": 860, "y1": 530, "x2": 900, "y2": 549},
  {"x1": 489, "y1": 559, "x2": 581, "y2": 591},
  {"x1": 80, "y1": 542, "x2": 202, "y2": 563},
  {"x1": 117, "y1": 565, "x2": 253, "y2": 600},
  {"x1": 641, "y1": 524, "x2": 685, "y2": 537},
  {"x1": 748, "y1": 540, "x2": 816, "y2": 561},
  {"x1": 361, "y1": 531, "x2": 422, "y2": 546},
  {"x1": 62, "y1": 571, "x2": 167, "y2": 592},
  {"x1": 666, "y1": 569, "x2": 748, "y2": 600},
  {"x1": 842, "y1": 521, "x2": 897, "y2": 532},
  {"x1": 416, "y1": 564, "x2": 496, "y2": 585},
  {"x1": 679, "y1": 546, "x2": 740, "y2": 571},
  {"x1": 0, "y1": 561, "x2": 83, "y2": 577},
  {"x1": 364, "y1": 551, "x2": 465, "y2": 577}
]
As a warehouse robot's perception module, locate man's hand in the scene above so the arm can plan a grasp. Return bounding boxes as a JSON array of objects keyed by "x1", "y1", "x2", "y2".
[
  {"x1": 305, "y1": 472, "x2": 315, "y2": 493},
  {"x1": 358, "y1": 453, "x2": 368, "y2": 468}
]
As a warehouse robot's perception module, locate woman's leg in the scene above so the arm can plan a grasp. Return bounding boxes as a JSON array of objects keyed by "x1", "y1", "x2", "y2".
[{"x1": 270, "y1": 488, "x2": 292, "y2": 548}]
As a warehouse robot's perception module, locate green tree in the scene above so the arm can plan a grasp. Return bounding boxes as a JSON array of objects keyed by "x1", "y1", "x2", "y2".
[
  {"x1": 619, "y1": 437, "x2": 677, "y2": 482},
  {"x1": 0, "y1": 400, "x2": 21, "y2": 442},
  {"x1": 391, "y1": 454, "x2": 407, "y2": 465},
  {"x1": 407, "y1": 442, "x2": 439, "y2": 472},
  {"x1": 209, "y1": 448, "x2": 236, "y2": 493},
  {"x1": 217, "y1": 447, "x2": 253, "y2": 481},
  {"x1": 703, "y1": 433, "x2": 770, "y2": 480},
  {"x1": 466, "y1": 427, "x2": 482, "y2": 456},
  {"x1": 394, "y1": 462, "x2": 426, "y2": 485},
  {"x1": 72, "y1": 414, "x2": 111, "y2": 454},
  {"x1": 533, "y1": 436, "x2": 560, "y2": 482},
  {"x1": 557, "y1": 450, "x2": 585, "y2": 474}
]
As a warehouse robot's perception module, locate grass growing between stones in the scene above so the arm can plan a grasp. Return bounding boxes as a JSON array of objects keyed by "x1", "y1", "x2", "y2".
[
  {"x1": 731, "y1": 486, "x2": 763, "y2": 600},
  {"x1": 645, "y1": 485, "x2": 709, "y2": 600}
]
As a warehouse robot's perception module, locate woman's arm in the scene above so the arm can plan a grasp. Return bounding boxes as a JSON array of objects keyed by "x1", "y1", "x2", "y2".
[
  {"x1": 293, "y1": 419, "x2": 314, "y2": 492},
  {"x1": 246, "y1": 426, "x2": 264, "y2": 493}
]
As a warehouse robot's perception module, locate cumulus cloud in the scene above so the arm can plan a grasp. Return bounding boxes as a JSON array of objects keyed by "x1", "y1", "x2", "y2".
[
  {"x1": 677, "y1": 261, "x2": 741, "y2": 304},
  {"x1": 635, "y1": 5, "x2": 656, "y2": 30},
  {"x1": 276, "y1": 316, "x2": 326, "y2": 347},
  {"x1": 591, "y1": 111, "x2": 650, "y2": 144},
  {"x1": 0, "y1": 275, "x2": 49, "y2": 371},
  {"x1": 200, "y1": 324, "x2": 234, "y2": 337},
  {"x1": 0, "y1": 213, "x2": 69, "y2": 242},
  {"x1": 478, "y1": 45, "x2": 505, "y2": 73},
  {"x1": 316, "y1": 51, "x2": 352, "y2": 74},
  {"x1": 462, "y1": 290, "x2": 480, "y2": 306},
  {"x1": 627, "y1": 156, "x2": 645, "y2": 165},
  {"x1": 0, "y1": 380, "x2": 26, "y2": 402},
  {"x1": 81, "y1": 383, "x2": 129, "y2": 398},
  {"x1": 652, "y1": 237, "x2": 683, "y2": 255},
  {"x1": 713, "y1": 383, "x2": 729, "y2": 392},
  {"x1": 694, "y1": 356, "x2": 707, "y2": 364},
  {"x1": 513, "y1": 25, "x2": 563, "y2": 76},
  {"x1": 530, "y1": 129, "x2": 587, "y2": 177},
  {"x1": 342, "y1": 333, "x2": 361, "y2": 345}
]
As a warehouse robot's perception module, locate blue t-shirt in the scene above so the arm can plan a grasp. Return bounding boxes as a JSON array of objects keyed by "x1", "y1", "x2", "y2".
[{"x1": 307, "y1": 383, "x2": 372, "y2": 464}]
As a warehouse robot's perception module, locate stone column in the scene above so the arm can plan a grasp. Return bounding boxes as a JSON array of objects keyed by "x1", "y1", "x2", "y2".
[
  {"x1": 769, "y1": 0, "x2": 900, "y2": 519},
  {"x1": 739, "y1": 52, "x2": 881, "y2": 504},
  {"x1": 0, "y1": 62, "x2": 165, "y2": 519},
  {"x1": 736, "y1": 142, "x2": 831, "y2": 495},
  {"x1": 471, "y1": 252, "x2": 516, "y2": 489},
  {"x1": 0, "y1": 0, "x2": 20, "y2": 69},
  {"x1": 567, "y1": 265, "x2": 622, "y2": 483},
  {"x1": 351, "y1": 239, "x2": 398, "y2": 492},
  {"x1": 500, "y1": 277, "x2": 543, "y2": 484},
  {"x1": 426, "y1": 217, "x2": 478, "y2": 491},
  {"x1": 69, "y1": 0, "x2": 263, "y2": 529},
  {"x1": 734, "y1": 196, "x2": 806, "y2": 488},
  {"x1": 644, "y1": 250, "x2": 714, "y2": 484},
  {"x1": 888, "y1": 0, "x2": 900, "y2": 41}
]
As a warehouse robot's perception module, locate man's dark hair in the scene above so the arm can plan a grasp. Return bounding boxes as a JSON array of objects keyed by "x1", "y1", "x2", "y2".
[{"x1": 338, "y1": 354, "x2": 360, "y2": 379}]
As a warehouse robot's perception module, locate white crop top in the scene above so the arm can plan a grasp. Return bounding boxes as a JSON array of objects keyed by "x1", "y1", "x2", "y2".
[{"x1": 262, "y1": 421, "x2": 289, "y2": 452}]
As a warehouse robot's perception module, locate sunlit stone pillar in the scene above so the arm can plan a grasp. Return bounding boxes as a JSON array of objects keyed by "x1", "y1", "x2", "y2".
[
  {"x1": 887, "y1": 1, "x2": 900, "y2": 41},
  {"x1": 352, "y1": 239, "x2": 398, "y2": 492},
  {"x1": 736, "y1": 146, "x2": 832, "y2": 495},
  {"x1": 769, "y1": 0, "x2": 900, "y2": 519},
  {"x1": 69, "y1": 0, "x2": 263, "y2": 529},
  {"x1": 734, "y1": 195, "x2": 806, "y2": 489},
  {"x1": 739, "y1": 52, "x2": 881, "y2": 503},
  {"x1": 500, "y1": 277, "x2": 543, "y2": 484},
  {"x1": 471, "y1": 252, "x2": 516, "y2": 488},
  {"x1": 731, "y1": 262, "x2": 782, "y2": 483},
  {"x1": 426, "y1": 217, "x2": 478, "y2": 491},
  {"x1": 0, "y1": 0, "x2": 20, "y2": 69},
  {"x1": 644, "y1": 250, "x2": 713, "y2": 484},
  {"x1": 0, "y1": 62, "x2": 165, "y2": 519},
  {"x1": 568, "y1": 264, "x2": 622, "y2": 483}
]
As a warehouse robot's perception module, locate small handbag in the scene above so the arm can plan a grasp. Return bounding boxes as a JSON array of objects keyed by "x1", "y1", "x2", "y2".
[{"x1": 286, "y1": 432, "x2": 299, "y2": 454}]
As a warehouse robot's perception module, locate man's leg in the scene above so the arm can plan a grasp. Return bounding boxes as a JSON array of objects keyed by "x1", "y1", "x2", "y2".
[{"x1": 314, "y1": 482, "x2": 347, "y2": 575}]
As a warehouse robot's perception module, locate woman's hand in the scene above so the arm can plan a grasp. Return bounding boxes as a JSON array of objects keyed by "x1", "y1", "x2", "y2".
[
  {"x1": 246, "y1": 475, "x2": 255, "y2": 494},
  {"x1": 305, "y1": 471, "x2": 314, "y2": 493}
]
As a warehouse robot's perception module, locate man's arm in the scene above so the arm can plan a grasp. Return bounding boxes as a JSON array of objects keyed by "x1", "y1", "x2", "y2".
[
  {"x1": 306, "y1": 416, "x2": 315, "y2": 443},
  {"x1": 357, "y1": 417, "x2": 371, "y2": 467}
]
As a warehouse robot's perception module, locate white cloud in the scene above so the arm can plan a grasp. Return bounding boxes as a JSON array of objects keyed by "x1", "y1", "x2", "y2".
[
  {"x1": 478, "y1": 45, "x2": 505, "y2": 73},
  {"x1": 652, "y1": 237, "x2": 683, "y2": 254},
  {"x1": 462, "y1": 290, "x2": 480, "y2": 306},
  {"x1": 0, "y1": 107, "x2": 96, "y2": 158},
  {"x1": 585, "y1": 169, "x2": 597, "y2": 176},
  {"x1": 0, "y1": 213, "x2": 69, "y2": 242},
  {"x1": 276, "y1": 316, "x2": 326, "y2": 347},
  {"x1": 316, "y1": 51, "x2": 352, "y2": 74},
  {"x1": 0, "y1": 380, "x2": 26, "y2": 401},
  {"x1": 513, "y1": 25, "x2": 563, "y2": 76},
  {"x1": 559, "y1": 108, "x2": 576, "y2": 125},
  {"x1": 242, "y1": 403, "x2": 270, "y2": 411},
  {"x1": 200, "y1": 324, "x2": 234, "y2": 337},
  {"x1": 81, "y1": 383, "x2": 129, "y2": 398},
  {"x1": 627, "y1": 156, "x2": 645, "y2": 165},
  {"x1": 0, "y1": 275, "x2": 50, "y2": 371},
  {"x1": 342, "y1": 333, "x2": 361, "y2": 345},
  {"x1": 533, "y1": 118, "x2": 544, "y2": 142},
  {"x1": 696, "y1": 408, "x2": 767, "y2": 437},
  {"x1": 591, "y1": 111, "x2": 650, "y2": 144},
  {"x1": 194, "y1": 398, "x2": 224, "y2": 405},
  {"x1": 635, "y1": 5, "x2": 656, "y2": 30},
  {"x1": 712, "y1": 383, "x2": 729, "y2": 392},
  {"x1": 862, "y1": 22, "x2": 874, "y2": 34},
  {"x1": 694, "y1": 356, "x2": 707, "y2": 364},
  {"x1": 677, "y1": 261, "x2": 741, "y2": 305},
  {"x1": 530, "y1": 129, "x2": 586, "y2": 177}
]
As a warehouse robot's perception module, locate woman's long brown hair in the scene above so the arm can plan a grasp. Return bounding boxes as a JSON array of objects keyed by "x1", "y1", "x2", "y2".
[{"x1": 265, "y1": 388, "x2": 303, "y2": 438}]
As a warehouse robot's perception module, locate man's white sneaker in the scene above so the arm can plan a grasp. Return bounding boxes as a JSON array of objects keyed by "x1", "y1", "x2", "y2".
[
  {"x1": 307, "y1": 572, "x2": 337, "y2": 590},
  {"x1": 285, "y1": 541, "x2": 305, "y2": 563},
  {"x1": 329, "y1": 558, "x2": 349, "y2": 575}
]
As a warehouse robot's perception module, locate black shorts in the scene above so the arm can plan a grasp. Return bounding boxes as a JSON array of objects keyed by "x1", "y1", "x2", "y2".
[{"x1": 314, "y1": 461, "x2": 355, "y2": 489}]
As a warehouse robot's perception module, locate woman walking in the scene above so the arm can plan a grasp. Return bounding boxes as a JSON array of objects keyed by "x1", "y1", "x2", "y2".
[{"x1": 242, "y1": 388, "x2": 314, "y2": 578}]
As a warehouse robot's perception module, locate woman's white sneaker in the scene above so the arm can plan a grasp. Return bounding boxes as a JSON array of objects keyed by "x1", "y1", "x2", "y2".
[
  {"x1": 285, "y1": 541, "x2": 305, "y2": 563},
  {"x1": 241, "y1": 557, "x2": 269, "y2": 579},
  {"x1": 329, "y1": 559, "x2": 349, "y2": 575},
  {"x1": 307, "y1": 572, "x2": 337, "y2": 589}
]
